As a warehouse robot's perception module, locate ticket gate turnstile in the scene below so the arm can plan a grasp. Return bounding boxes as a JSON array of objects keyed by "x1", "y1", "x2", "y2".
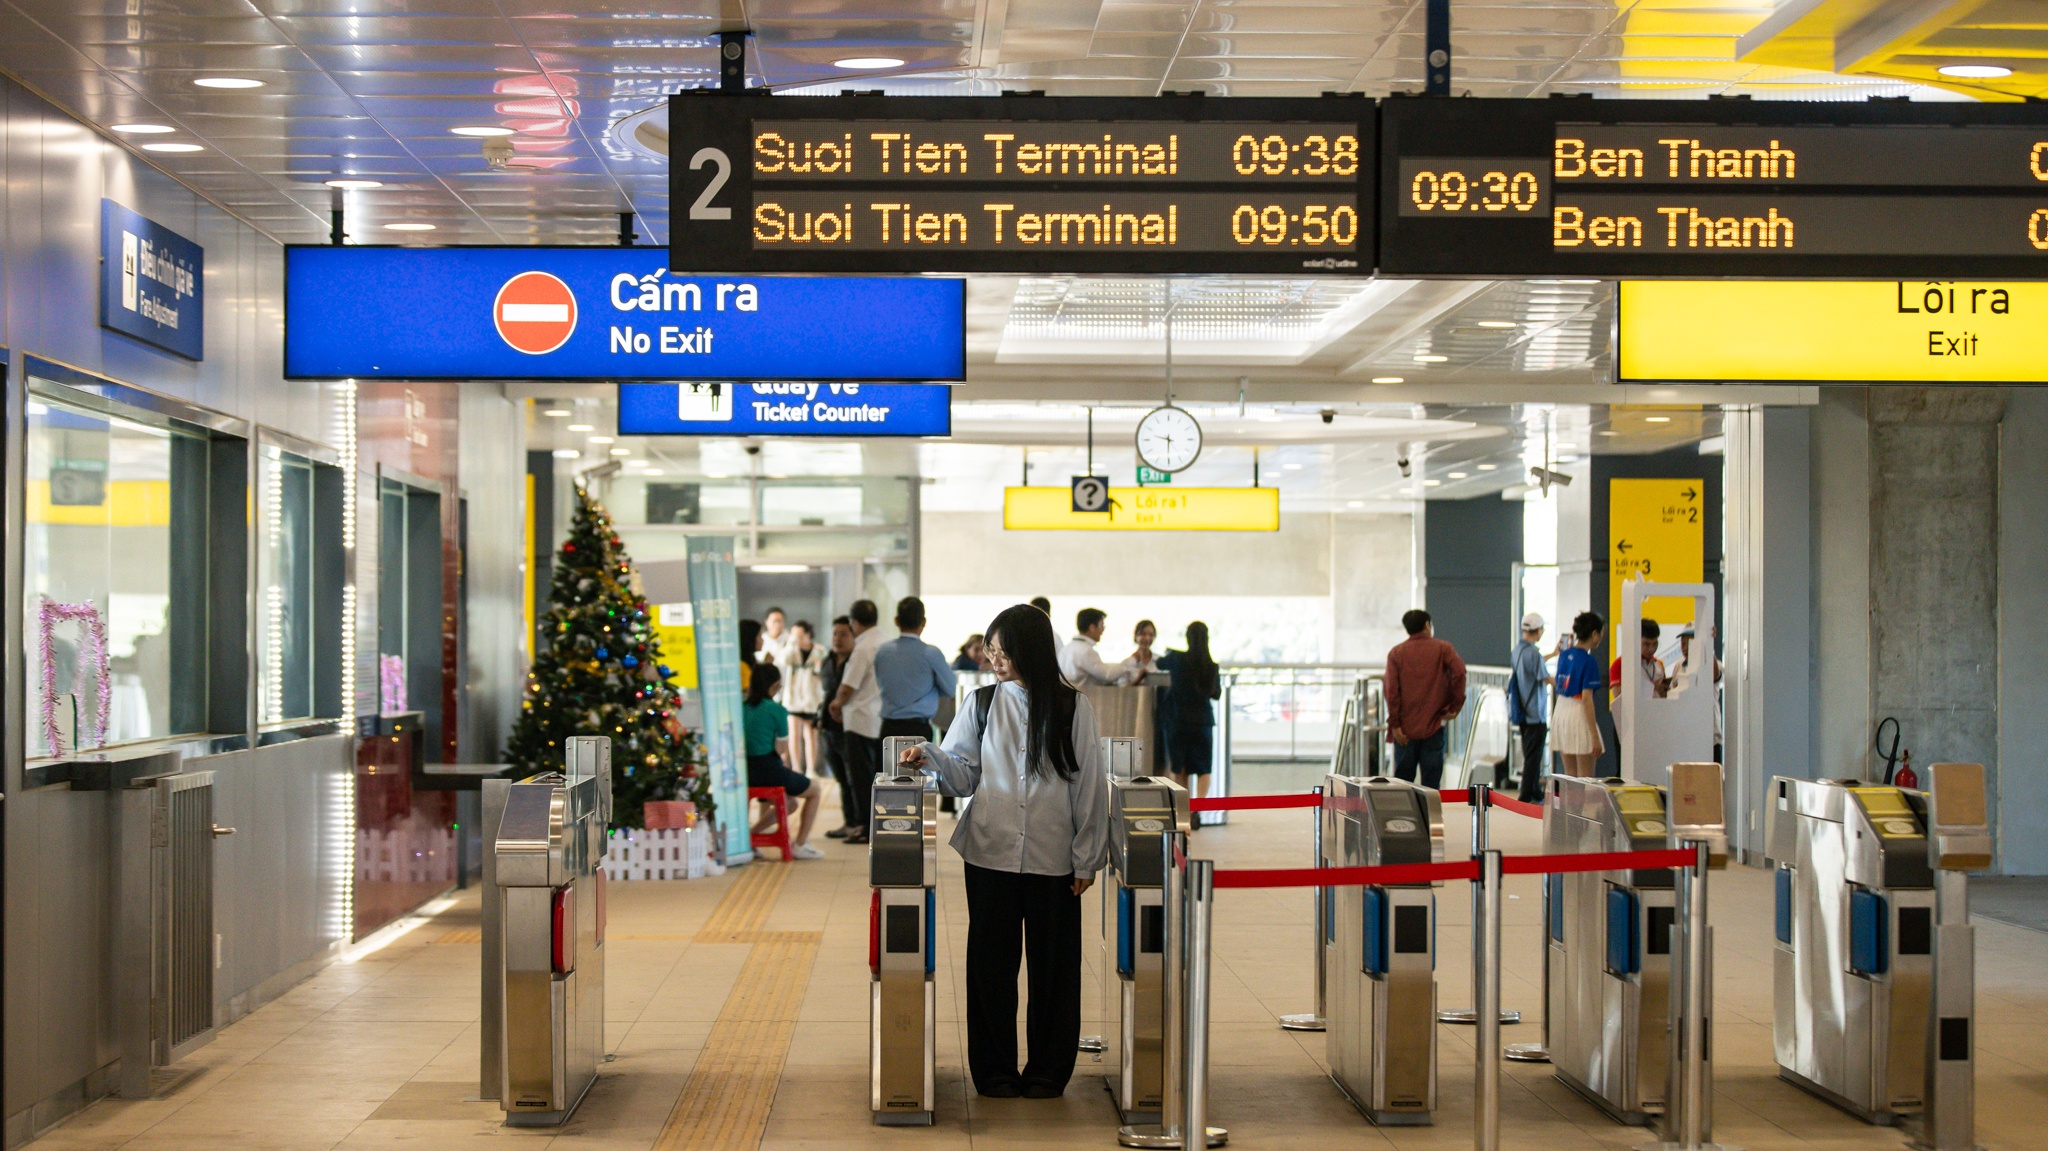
[
  {"x1": 1098, "y1": 772, "x2": 1191, "y2": 1122},
  {"x1": 1767, "y1": 764, "x2": 1990, "y2": 1134},
  {"x1": 490, "y1": 737, "x2": 609, "y2": 1125},
  {"x1": 870, "y1": 756, "x2": 939, "y2": 1125},
  {"x1": 1323, "y1": 775, "x2": 1443, "y2": 1126},
  {"x1": 1543, "y1": 774, "x2": 1694, "y2": 1125}
]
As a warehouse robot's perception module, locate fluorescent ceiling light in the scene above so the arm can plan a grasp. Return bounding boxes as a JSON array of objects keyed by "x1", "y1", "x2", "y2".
[
  {"x1": 1371, "y1": 376, "x2": 1404, "y2": 384},
  {"x1": 834, "y1": 57, "x2": 903, "y2": 69},
  {"x1": 194, "y1": 77, "x2": 264, "y2": 88},
  {"x1": 567, "y1": 423, "x2": 594, "y2": 432},
  {"x1": 141, "y1": 142, "x2": 203, "y2": 152},
  {"x1": 752, "y1": 564, "x2": 813, "y2": 573},
  {"x1": 1476, "y1": 321, "x2": 1517, "y2": 329},
  {"x1": 1448, "y1": 471, "x2": 1469, "y2": 479},
  {"x1": 1414, "y1": 354, "x2": 1450, "y2": 363},
  {"x1": 552, "y1": 448, "x2": 580, "y2": 459},
  {"x1": 1477, "y1": 464, "x2": 1497, "y2": 471},
  {"x1": 451, "y1": 125, "x2": 515, "y2": 137},
  {"x1": 542, "y1": 407, "x2": 571, "y2": 417},
  {"x1": 324, "y1": 178, "x2": 381, "y2": 189},
  {"x1": 1645, "y1": 415, "x2": 1672, "y2": 423},
  {"x1": 609, "y1": 448, "x2": 631, "y2": 456},
  {"x1": 643, "y1": 469, "x2": 665, "y2": 477},
  {"x1": 111, "y1": 123, "x2": 174, "y2": 134},
  {"x1": 1347, "y1": 500, "x2": 1364, "y2": 508},
  {"x1": 587, "y1": 435, "x2": 615, "y2": 444},
  {"x1": 1424, "y1": 479, "x2": 1442, "y2": 487},
  {"x1": 1938, "y1": 64, "x2": 2011, "y2": 78},
  {"x1": 386, "y1": 222, "x2": 435, "y2": 231},
  {"x1": 1281, "y1": 463, "x2": 1303, "y2": 471}
]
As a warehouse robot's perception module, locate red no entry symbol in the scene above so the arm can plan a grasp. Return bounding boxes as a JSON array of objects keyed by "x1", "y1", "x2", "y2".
[{"x1": 493, "y1": 271, "x2": 577, "y2": 354}]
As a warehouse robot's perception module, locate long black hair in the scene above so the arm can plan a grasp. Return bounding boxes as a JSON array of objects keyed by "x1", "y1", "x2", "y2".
[
  {"x1": 745, "y1": 659, "x2": 781, "y2": 707},
  {"x1": 986, "y1": 604, "x2": 1081, "y2": 779},
  {"x1": 1184, "y1": 621, "x2": 1221, "y2": 699}
]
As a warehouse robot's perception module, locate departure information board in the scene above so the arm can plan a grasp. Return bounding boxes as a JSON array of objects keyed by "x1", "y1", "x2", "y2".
[
  {"x1": 1379, "y1": 98, "x2": 2048, "y2": 278},
  {"x1": 667, "y1": 94, "x2": 1375, "y2": 274}
]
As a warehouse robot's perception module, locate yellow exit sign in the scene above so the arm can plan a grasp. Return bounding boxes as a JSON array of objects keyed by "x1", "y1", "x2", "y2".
[
  {"x1": 1609, "y1": 479, "x2": 1704, "y2": 649},
  {"x1": 1004, "y1": 486, "x2": 1278, "y2": 531},
  {"x1": 1619, "y1": 281, "x2": 2048, "y2": 383}
]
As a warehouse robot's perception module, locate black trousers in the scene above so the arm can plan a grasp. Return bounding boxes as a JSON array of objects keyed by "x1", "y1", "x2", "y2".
[
  {"x1": 962, "y1": 862, "x2": 1083, "y2": 1092},
  {"x1": 842, "y1": 732, "x2": 881, "y2": 829},
  {"x1": 820, "y1": 728, "x2": 861, "y2": 826},
  {"x1": 880, "y1": 716, "x2": 934, "y2": 743},
  {"x1": 1517, "y1": 722, "x2": 1548, "y2": 804}
]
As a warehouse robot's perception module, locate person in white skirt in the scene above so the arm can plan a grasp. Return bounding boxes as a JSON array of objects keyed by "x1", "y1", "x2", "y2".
[{"x1": 1550, "y1": 611, "x2": 1607, "y2": 777}]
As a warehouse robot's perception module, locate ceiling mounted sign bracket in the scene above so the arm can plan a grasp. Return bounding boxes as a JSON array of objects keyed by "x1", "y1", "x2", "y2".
[
  {"x1": 719, "y1": 31, "x2": 750, "y2": 93},
  {"x1": 1426, "y1": 0, "x2": 1451, "y2": 95}
]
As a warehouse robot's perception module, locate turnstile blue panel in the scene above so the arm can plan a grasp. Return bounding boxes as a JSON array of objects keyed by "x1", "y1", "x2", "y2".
[
  {"x1": 925, "y1": 888, "x2": 937, "y2": 975},
  {"x1": 1606, "y1": 887, "x2": 1640, "y2": 976},
  {"x1": 1363, "y1": 887, "x2": 1389, "y2": 975},
  {"x1": 1774, "y1": 868, "x2": 1793, "y2": 945},
  {"x1": 1850, "y1": 888, "x2": 1889, "y2": 976},
  {"x1": 1548, "y1": 873, "x2": 1565, "y2": 942},
  {"x1": 1117, "y1": 887, "x2": 1135, "y2": 976}
]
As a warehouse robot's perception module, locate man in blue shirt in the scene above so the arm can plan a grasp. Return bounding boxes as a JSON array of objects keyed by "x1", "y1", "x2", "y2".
[
  {"x1": 874, "y1": 596, "x2": 958, "y2": 745},
  {"x1": 1507, "y1": 612, "x2": 1553, "y2": 803}
]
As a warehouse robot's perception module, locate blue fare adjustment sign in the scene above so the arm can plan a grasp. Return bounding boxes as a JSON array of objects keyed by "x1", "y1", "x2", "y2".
[
  {"x1": 101, "y1": 201, "x2": 203, "y2": 360},
  {"x1": 618, "y1": 382, "x2": 951, "y2": 437}
]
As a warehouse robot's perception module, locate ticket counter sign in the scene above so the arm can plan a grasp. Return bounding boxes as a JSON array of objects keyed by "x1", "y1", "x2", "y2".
[
  {"x1": 618, "y1": 382, "x2": 950, "y2": 437},
  {"x1": 1620, "y1": 280, "x2": 2048, "y2": 383},
  {"x1": 1608, "y1": 479, "x2": 1704, "y2": 637},
  {"x1": 1004, "y1": 486, "x2": 1278, "y2": 531}
]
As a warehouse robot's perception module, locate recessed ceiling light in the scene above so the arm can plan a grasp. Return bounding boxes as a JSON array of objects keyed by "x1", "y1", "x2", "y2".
[
  {"x1": 1448, "y1": 471, "x2": 1469, "y2": 479},
  {"x1": 1371, "y1": 376, "x2": 1404, "y2": 384},
  {"x1": 542, "y1": 407, "x2": 571, "y2": 417},
  {"x1": 1599, "y1": 430, "x2": 1620, "y2": 436},
  {"x1": 1476, "y1": 320, "x2": 1518, "y2": 329},
  {"x1": 1347, "y1": 500, "x2": 1365, "y2": 508},
  {"x1": 567, "y1": 424, "x2": 594, "y2": 432},
  {"x1": 386, "y1": 222, "x2": 435, "y2": 231},
  {"x1": 610, "y1": 448, "x2": 632, "y2": 456},
  {"x1": 643, "y1": 469, "x2": 665, "y2": 477},
  {"x1": 1477, "y1": 464, "x2": 1497, "y2": 471},
  {"x1": 552, "y1": 448, "x2": 580, "y2": 459},
  {"x1": 1282, "y1": 463, "x2": 1303, "y2": 471},
  {"x1": 1414, "y1": 354, "x2": 1450, "y2": 363},
  {"x1": 1645, "y1": 415, "x2": 1672, "y2": 423},
  {"x1": 835, "y1": 57, "x2": 904, "y2": 69},
  {"x1": 1424, "y1": 479, "x2": 1443, "y2": 487},
  {"x1": 324, "y1": 178, "x2": 382, "y2": 189},
  {"x1": 141, "y1": 142, "x2": 204, "y2": 152},
  {"x1": 1938, "y1": 64, "x2": 2011, "y2": 79},
  {"x1": 194, "y1": 77, "x2": 264, "y2": 89},
  {"x1": 111, "y1": 123, "x2": 175, "y2": 134},
  {"x1": 450, "y1": 125, "x2": 515, "y2": 137},
  {"x1": 587, "y1": 435, "x2": 615, "y2": 444},
  {"x1": 752, "y1": 564, "x2": 814, "y2": 574},
  {"x1": 1255, "y1": 413, "x2": 1284, "y2": 423}
]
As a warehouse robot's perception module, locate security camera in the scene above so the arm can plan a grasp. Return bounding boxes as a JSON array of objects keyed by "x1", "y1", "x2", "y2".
[
  {"x1": 482, "y1": 137, "x2": 515, "y2": 168},
  {"x1": 1320, "y1": 407, "x2": 1336, "y2": 425},
  {"x1": 1530, "y1": 465, "x2": 1574, "y2": 494},
  {"x1": 1397, "y1": 455, "x2": 1412, "y2": 478},
  {"x1": 744, "y1": 443, "x2": 762, "y2": 456}
]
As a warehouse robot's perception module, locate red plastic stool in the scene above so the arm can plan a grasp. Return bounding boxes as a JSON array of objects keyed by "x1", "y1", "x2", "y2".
[{"x1": 749, "y1": 786, "x2": 793, "y2": 862}]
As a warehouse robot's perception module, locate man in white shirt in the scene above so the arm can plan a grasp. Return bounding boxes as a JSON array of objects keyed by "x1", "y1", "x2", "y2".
[
  {"x1": 1057, "y1": 608, "x2": 1130, "y2": 688},
  {"x1": 828, "y1": 598, "x2": 886, "y2": 843}
]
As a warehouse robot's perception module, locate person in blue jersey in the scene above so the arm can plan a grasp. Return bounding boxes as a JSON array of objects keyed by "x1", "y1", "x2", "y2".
[{"x1": 1551, "y1": 611, "x2": 1606, "y2": 778}]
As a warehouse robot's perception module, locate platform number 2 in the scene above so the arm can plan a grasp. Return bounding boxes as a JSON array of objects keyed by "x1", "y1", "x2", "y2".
[{"x1": 689, "y1": 148, "x2": 732, "y2": 221}]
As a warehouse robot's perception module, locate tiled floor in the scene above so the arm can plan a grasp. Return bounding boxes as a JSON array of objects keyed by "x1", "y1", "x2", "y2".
[{"x1": 33, "y1": 791, "x2": 2048, "y2": 1150}]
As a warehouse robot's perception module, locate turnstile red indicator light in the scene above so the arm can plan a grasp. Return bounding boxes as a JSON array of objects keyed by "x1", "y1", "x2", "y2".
[
  {"x1": 551, "y1": 886, "x2": 574, "y2": 975},
  {"x1": 868, "y1": 889, "x2": 881, "y2": 974},
  {"x1": 594, "y1": 869, "x2": 607, "y2": 946}
]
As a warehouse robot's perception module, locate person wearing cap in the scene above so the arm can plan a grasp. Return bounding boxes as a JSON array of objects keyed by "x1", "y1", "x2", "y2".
[
  {"x1": 1677, "y1": 624, "x2": 1725, "y2": 762},
  {"x1": 1507, "y1": 612, "x2": 1553, "y2": 804}
]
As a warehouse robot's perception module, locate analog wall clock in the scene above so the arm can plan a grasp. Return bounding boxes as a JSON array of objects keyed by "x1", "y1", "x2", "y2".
[{"x1": 1135, "y1": 405, "x2": 1202, "y2": 473}]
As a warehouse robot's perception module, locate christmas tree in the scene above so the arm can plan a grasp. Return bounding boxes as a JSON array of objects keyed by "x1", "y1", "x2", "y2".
[{"x1": 506, "y1": 486, "x2": 711, "y2": 829}]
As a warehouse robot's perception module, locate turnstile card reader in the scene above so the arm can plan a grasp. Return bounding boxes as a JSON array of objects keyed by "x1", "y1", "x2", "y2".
[
  {"x1": 492, "y1": 736, "x2": 609, "y2": 1126},
  {"x1": 870, "y1": 768, "x2": 939, "y2": 1125},
  {"x1": 1769, "y1": 767, "x2": 1989, "y2": 1138},
  {"x1": 1544, "y1": 775, "x2": 1692, "y2": 1126},
  {"x1": 1323, "y1": 775, "x2": 1443, "y2": 1126},
  {"x1": 1099, "y1": 774, "x2": 1191, "y2": 1122}
]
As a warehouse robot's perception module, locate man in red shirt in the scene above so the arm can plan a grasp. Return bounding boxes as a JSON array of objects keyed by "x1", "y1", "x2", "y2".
[{"x1": 1382, "y1": 609, "x2": 1468, "y2": 789}]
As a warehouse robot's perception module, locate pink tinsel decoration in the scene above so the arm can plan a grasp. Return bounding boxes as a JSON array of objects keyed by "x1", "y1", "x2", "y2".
[
  {"x1": 37, "y1": 598, "x2": 110, "y2": 757},
  {"x1": 380, "y1": 654, "x2": 407, "y2": 713}
]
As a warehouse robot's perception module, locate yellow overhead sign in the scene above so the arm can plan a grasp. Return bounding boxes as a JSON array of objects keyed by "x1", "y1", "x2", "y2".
[
  {"x1": 1004, "y1": 486, "x2": 1279, "y2": 531},
  {"x1": 1619, "y1": 280, "x2": 2048, "y2": 383},
  {"x1": 1609, "y1": 478, "x2": 1704, "y2": 647}
]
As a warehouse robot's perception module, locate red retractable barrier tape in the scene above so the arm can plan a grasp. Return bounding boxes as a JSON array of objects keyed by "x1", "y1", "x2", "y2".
[
  {"x1": 1489, "y1": 794, "x2": 1544, "y2": 819},
  {"x1": 1187, "y1": 793, "x2": 1323, "y2": 812},
  {"x1": 1213, "y1": 848, "x2": 1697, "y2": 889}
]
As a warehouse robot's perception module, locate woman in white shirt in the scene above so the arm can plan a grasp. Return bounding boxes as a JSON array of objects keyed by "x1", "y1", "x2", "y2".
[
  {"x1": 781, "y1": 619, "x2": 828, "y2": 777},
  {"x1": 903, "y1": 603, "x2": 1108, "y2": 1100}
]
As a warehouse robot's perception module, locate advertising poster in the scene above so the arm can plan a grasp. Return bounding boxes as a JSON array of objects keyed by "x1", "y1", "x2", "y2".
[{"x1": 687, "y1": 536, "x2": 752, "y2": 863}]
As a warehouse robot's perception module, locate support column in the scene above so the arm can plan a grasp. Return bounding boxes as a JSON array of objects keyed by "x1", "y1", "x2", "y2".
[{"x1": 1999, "y1": 390, "x2": 2048, "y2": 872}]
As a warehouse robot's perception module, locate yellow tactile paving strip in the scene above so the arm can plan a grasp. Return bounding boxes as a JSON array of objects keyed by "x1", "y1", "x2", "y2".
[
  {"x1": 654, "y1": 864, "x2": 824, "y2": 1151},
  {"x1": 435, "y1": 927, "x2": 482, "y2": 944}
]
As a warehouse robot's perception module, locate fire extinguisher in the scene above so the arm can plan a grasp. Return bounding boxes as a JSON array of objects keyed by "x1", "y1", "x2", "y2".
[{"x1": 1875, "y1": 717, "x2": 1919, "y2": 789}]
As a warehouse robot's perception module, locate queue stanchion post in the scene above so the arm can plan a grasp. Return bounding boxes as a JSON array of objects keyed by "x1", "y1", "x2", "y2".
[
  {"x1": 1183, "y1": 859, "x2": 1227, "y2": 1148},
  {"x1": 1441, "y1": 784, "x2": 1521, "y2": 1027},
  {"x1": 1475, "y1": 848, "x2": 1503, "y2": 1151},
  {"x1": 1504, "y1": 783, "x2": 1550, "y2": 1064},
  {"x1": 1637, "y1": 840, "x2": 1738, "y2": 1151},
  {"x1": 1279, "y1": 784, "x2": 1327, "y2": 1032}
]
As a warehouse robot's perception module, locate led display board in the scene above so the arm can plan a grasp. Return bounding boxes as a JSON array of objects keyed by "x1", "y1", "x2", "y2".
[
  {"x1": 283, "y1": 246, "x2": 964, "y2": 380},
  {"x1": 667, "y1": 94, "x2": 1374, "y2": 274},
  {"x1": 1002, "y1": 486, "x2": 1279, "y2": 531},
  {"x1": 1379, "y1": 98, "x2": 2048, "y2": 278},
  {"x1": 1619, "y1": 280, "x2": 2048, "y2": 383},
  {"x1": 617, "y1": 382, "x2": 951, "y2": 436}
]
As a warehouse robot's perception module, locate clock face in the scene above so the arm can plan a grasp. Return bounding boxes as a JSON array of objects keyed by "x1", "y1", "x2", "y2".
[{"x1": 1135, "y1": 406, "x2": 1202, "y2": 473}]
